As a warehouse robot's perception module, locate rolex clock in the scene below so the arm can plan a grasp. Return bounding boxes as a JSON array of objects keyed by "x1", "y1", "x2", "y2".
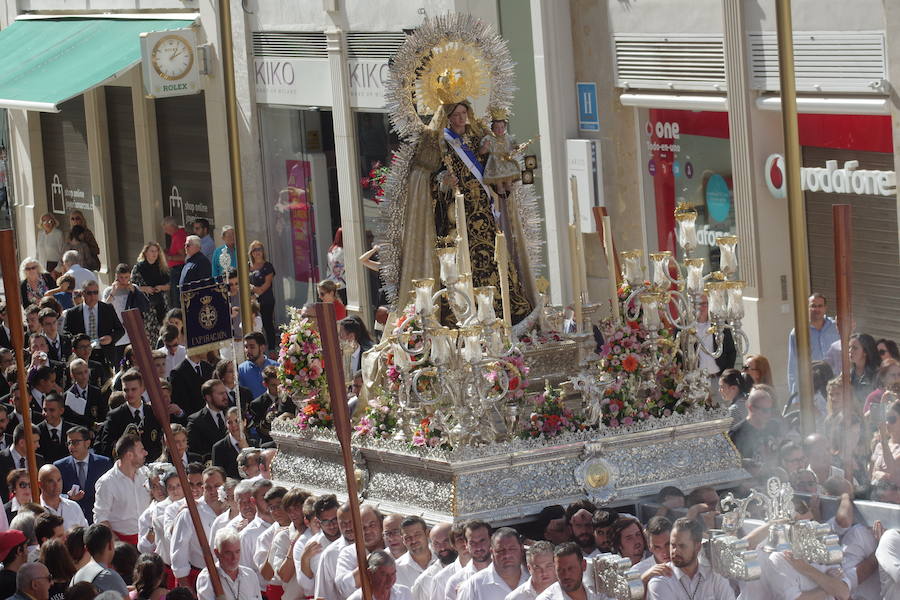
[{"x1": 140, "y1": 28, "x2": 201, "y2": 98}]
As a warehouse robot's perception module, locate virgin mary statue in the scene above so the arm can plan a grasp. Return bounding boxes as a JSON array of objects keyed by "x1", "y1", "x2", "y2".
[{"x1": 379, "y1": 14, "x2": 541, "y2": 326}]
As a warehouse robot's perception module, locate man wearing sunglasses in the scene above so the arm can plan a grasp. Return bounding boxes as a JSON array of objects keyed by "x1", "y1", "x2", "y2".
[
  {"x1": 62, "y1": 280, "x2": 124, "y2": 366},
  {"x1": 728, "y1": 387, "x2": 780, "y2": 463}
]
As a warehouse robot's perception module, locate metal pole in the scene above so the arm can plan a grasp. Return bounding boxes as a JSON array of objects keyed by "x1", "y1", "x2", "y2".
[
  {"x1": 775, "y1": 0, "x2": 815, "y2": 436},
  {"x1": 121, "y1": 309, "x2": 224, "y2": 598},
  {"x1": 314, "y1": 301, "x2": 373, "y2": 600},
  {"x1": 216, "y1": 0, "x2": 254, "y2": 342},
  {"x1": 0, "y1": 230, "x2": 39, "y2": 493}
]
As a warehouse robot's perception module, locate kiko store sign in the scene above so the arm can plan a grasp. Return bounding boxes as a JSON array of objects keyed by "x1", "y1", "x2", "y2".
[
  {"x1": 765, "y1": 154, "x2": 897, "y2": 199},
  {"x1": 255, "y1": 57, "x2": 388, "y2": 109}
]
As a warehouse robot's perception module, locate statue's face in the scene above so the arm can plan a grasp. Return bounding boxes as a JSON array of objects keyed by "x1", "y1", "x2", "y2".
[{"x1": 449, "y1": 104, "x2": 468, "y2": 129}]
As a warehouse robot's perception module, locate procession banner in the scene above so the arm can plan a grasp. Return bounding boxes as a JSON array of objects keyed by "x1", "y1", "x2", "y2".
[{"x1": 180, "y1": 277, "x2": 232, "y2": 354}]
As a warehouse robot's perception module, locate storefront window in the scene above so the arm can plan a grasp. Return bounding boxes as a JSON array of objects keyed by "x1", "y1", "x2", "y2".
[
  {"x1": 640, "y1": 109, "x2": 735, "y2": 272},
  {"x1": 355, "y1": 111, "x2": 399, "y2": 308},
  {"x1": 258, "y1": 106, "x2": 338, "y2": 319}
]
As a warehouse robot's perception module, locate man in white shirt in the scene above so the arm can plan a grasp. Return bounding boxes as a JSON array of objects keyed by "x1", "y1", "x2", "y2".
[
  {"x1": 152, "y1": 467, "x2": 184, "y2": 577},
  {"x1": 412, "y1": 523, "x2": 456, "y2": 600},
  {"x1": 171, "y1": 466, "x2": 227, "y2": 591},
  {"x1": 92, "y1": 432, "x2": 150, "y2": 545},
  {"x1": 211, "y1": 479, "x2": 256, "y2": 547},
  {"x1": 325, "y1": 503, "x2": 375, "y2": 600},
  {"x1": 429, "y1": 522, "x2": 470, "y2": 600},
  {"x1": 38, "y1": 464, "x2": 87, "y2": 530},
  {"x1": 536, "y1": 543, "x2": 606, "y2": 600},
  {"x1": 348, "y1": 550, "x2": 414, "y2": 600},
  {"x1": 239, "y1": 479, "x2": 276, "y2": 590},
  {"x1": 273, "y1": 488, "x2": 313, "y2": 600},
  {"x1": 295, "y1": 494, "x2": 343, "y2": 597},
  {"x1": 877, "y1": 527, "x2": 900, "y2": 599},
  {"x1": 610, "y1": 516, "x2": 647, "y2": 567},
  {"x1": 839, "y1": 523, "x2": 880, "y2": 600},
  {"x1": 646, "y1": 517, "x2": 735, "y2": 600},
  {"x1": 254, "y1": 486, "x2": 291, "y2": 600},
  {"x1": 384, "y1": 514, "x2": 409, "y2": 559},
  {"x1": 457, "y1": 528, "x2": 527, "y2": 600},
  {"x1": 632, "y1": 516, "x2": 672, "y2": 587},
  {"x1": 396, "y1": 516, "x2": 437, "y2": 588},
  {"x1": 444, "y1": 520, "x2": 491, "y2": 600},
  {"x1": 507, "y1": 541, "x2": 556, "y2": 600},
  {"x1": 197, "y1": 527, "x2": 264, "y2": 600},
  {"x1": 61, "y1": 250, "x2": 98, "y2": 290}
]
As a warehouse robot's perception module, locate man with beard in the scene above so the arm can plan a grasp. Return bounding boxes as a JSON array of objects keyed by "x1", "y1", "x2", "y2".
[
  {"x1": 633, "y1": 517, "x2": 672, "y2": 587},
  {"x1": 646, "y1": 517, "x2": 734, "y2": 599},
  {"x1": 507, "y1": 541, "x2": 557, "y2": 600},
  {"x1": 590, "y1": 511, "x2": 617, "y2": 556},
  {"x1": 412, "y1": 523, "x2": 455, "y2": 600},
  {"x1": 316, "y1": 502, "x2": 360, "y2": 600},
  {"x1": 295, "y1": 494, "x2": 343, "y2": 597},
  {"x1": 444, "y1": 521, "x2": 493, "y2": 600},
  {"x1": 610, "y1": 517, "x2": 647, "y2": 567},
  {"x1": 396, "y1": 517, "x2": 436, "y2": 588},
  {"x1": 457, "y1": 528, "x2": 527, "y2": 600},
  {"x1": 428, "y1": 521, "x2": 470, "y2": 600},
  {"x1": 565, "y1": 501, "x2": 597, "y2": 557},
  {"x1": 334, "y1": 505, "x2": 386, "y2": 599},
  {"x1": 536, "y1": 543, "x2": 605, "y2": 600}
]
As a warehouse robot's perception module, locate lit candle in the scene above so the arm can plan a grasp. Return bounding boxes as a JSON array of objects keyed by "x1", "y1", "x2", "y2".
[
  {"x1": 475, "y1": 286, "x2": 497, "y2": 323},
  {"x1": 675, "y1": 208, "x2": 698, "y2": 253},
  {"x1": 568, "y1": 223, "x2": 583, "y2": 333},
  {"x1": 437, "y1": 247, "x2": 459, "y2": 284},
  {"x1": 455, "y1": 191, "x2": 472, "y2": 276},
  {"x1": 620, "y1": 250, "x2": 644, "y2": 286},
  {"x1": 494, "y1": 232, "x2": 512, "y2": 327},
  {"x1": 413, "y1": 279, "x2": 434, "y2": 317},
  {"x1": 726, "y1": 281, "x2": 745, "y2": 320},
  {"x1": 684, "y1": 258, "x2": 705, "y2": 295},
  {"x1": 650, "y1": 251, "x2": 672, "y2": 289},
  {"x1": 639, "y1": 293, "x2": 662, "y2": 330},
  {"x1": 601, "y1": 215, "x2": 621, "y2": 324},
  {"x1": 716, "y1": 235, "x2": 738, "y2": 275},
  {"x1": 706, "y1": 282, "x2": 727, "y2": 320},
  {"x1": 570, "y1": 176, "x2": 589, "y2": 303}
]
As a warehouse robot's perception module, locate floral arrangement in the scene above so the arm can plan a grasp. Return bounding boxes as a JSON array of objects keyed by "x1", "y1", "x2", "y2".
[
  {"x1": 360, "y1": 160, "x2": 390, "y2": 203},
  {"x1": 517, "y1": 329, "x2": 564, "y2": 348},
  {"x1": 355, "y1": 393, "x2": 399, "y2": 440},
  {"x1": 484, "y1": 354, "x2": 529, "y2": 400},
  {"x1": 411, "y1": 416, "x2": 449, "y2": 449},
  {"x1": 519, "y1": 382, "x2": 585, "y2": 439},
  {"x1": 277, "y1": 307, "x2": 331, "y2": 429}
]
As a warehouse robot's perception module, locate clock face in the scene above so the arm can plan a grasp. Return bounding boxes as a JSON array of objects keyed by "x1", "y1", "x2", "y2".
[{"x1": 151, "y1": 35, "x2": 194, "y2": 81}]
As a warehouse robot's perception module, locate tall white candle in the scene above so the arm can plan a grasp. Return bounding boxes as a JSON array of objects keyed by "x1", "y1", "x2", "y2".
[
  {"x1": 601, "y1": 215, "x2": 621, "y2": 324},
  {"x1": 494, "y1": 232, "x2": 512, "y2": 327},
  {"x1": 685, "y1": 258, "x2": 705, "y2": 295},
  {"x1": 569, "y1": 223, "x2": 583, "y2": 333},
  {"x1": 676, "y1": 211, "x2": 698, "y2": 253},
  {"x1": 455, "y1": 191, "x2": 472, "y2": 276},
  {"x1": 650, "y1": 252, "x2": 672, "y2": 289},
  {"x1": 413, "y1": 279, "x2": 434, "y2": 316},
  {"x1": 716, "y1": 236, "x2": 738, "y2": 275}
]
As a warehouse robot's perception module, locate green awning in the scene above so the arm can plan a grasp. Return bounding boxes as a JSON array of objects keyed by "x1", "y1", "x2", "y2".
[{"x1": 0, "y1": 17, "x2": 196, "y2": 112}]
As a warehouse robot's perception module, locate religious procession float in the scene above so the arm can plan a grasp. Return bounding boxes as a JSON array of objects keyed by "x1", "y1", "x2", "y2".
[{"x1": 270, "y1": 13, "x2": 749, "y2": 527}]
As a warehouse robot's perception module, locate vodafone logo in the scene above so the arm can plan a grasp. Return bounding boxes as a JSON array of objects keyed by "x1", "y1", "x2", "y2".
[
  {"x1": 764, "y1": 154, "x2": 786, "y2": 199},
  {"x1": 764, "y1": 153, "x2": 896, "y2": 198}
]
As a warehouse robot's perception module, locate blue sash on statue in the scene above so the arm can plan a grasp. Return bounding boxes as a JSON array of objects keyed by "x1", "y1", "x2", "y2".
[{"x1": 444, "y1": 128, "x2": 495, "y2": 203}]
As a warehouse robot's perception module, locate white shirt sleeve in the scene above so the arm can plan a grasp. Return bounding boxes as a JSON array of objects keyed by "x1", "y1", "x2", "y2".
[
  {"x1": 92, "y1": 475, "x2": 113, "y2": 525},
  {"x1": 170, "y1": 509, "x2": 194, "y2": 579},
  {"x1": 335, "y1": 545, "x2": 362, "y2": 599},
  {"x1": 295, "y1": 536, "x2": 317, "y2": 595},
  {"x1": 137, "y1": 503, "x2": 157, "y2": 554},
  {"x1": 196, "y1": 569, "x2": 213, "y2": 600},
  {"x1": 877, "y1": 529, "x2": 900, "y2": 584}
]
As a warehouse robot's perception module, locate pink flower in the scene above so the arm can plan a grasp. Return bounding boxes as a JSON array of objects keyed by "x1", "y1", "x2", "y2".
[{"x1": 622, "y1": 417, "x2": 633, "y2": 425}]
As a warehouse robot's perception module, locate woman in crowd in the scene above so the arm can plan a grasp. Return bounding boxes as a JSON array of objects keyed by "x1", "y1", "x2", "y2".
[
  {"x1": 742, "y1": 354, "x2": 773, "y2": 386},
  {"x1": 339, "y1": 315, "x2": 375, "y2": 375},
  {"x1": 156, "y1": 308, "x2": 185, "y2": 348},
  {"x1": 40, "y1": 538, "x2": 77, "y2": 600},
  {"x1": 877, "y1": 338, "x2": 900, "y2": 364},
  {"x1": 67, "y1": 225, "x2": 101, "y2": 272},
  {"x1": 36, "y1": 213, "x2": 65, "y2": 274},
  {"x1": 326, "y1": 227, "x2": 346, "y2": 303},
  {"x1": 849, "y1": 333, "x2": 880, "y2": 403},
  {"x1": 132, "y1": 553, "x2": 168, "y2": 600},
  {"x1": 811, "y1": 360, "x2": 835, "y2": 421},
  {"x1": 318, "y1": 279, "x2": 347, "y2": 320},
  {"x1": 132, "y1": 242, "x2": 170, "y2": 336},
  {"x1": 248, "y1": 240, "x2": 277, "y2": 350},
  {"x1": 68, "y1": 211, "x2": 101, "y2": 270},
  {"x1": 19, "y1": 257, "x2": 56, "y2": 308},
  {"x1": 865, "y1": 359, "x2": 900, "y2": 415},
  {"x1": 718, "y1": 368, "x2": 751, "y2": 428},
  {"x1": 871, "y1": 397, "x2": 900, "y2": 485},
  {"x1": 4, "y1": 469, "x2": 31, "y2": 523}
]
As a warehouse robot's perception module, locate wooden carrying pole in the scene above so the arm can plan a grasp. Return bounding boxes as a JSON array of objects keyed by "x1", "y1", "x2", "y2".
[
  {"x1": 314, "y1": 301, "x2": 373, "y2": 600},
  {"x1": 833, "y1": 205, "x2": 854, "y2": 480},
  {"x1": 121, "y1": 309, "x2": 224, "y2": 598},
  {"x1": 0, "y1": 230, "x2": 39, "y2": 493}
]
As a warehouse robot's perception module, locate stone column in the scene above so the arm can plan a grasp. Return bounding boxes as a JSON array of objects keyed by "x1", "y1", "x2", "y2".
[{"x1": 84, "y1": 88, "x2": 117, "y2": 281}]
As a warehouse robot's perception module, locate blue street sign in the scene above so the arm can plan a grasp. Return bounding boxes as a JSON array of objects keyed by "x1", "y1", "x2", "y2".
[{"x1": 576, "y1": 82, "x2": 600, "y2": 131}]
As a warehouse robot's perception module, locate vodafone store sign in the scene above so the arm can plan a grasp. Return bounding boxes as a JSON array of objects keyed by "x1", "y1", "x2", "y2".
[{"x1": 764, "y1": 153, "x2": 896, "y2": 199}]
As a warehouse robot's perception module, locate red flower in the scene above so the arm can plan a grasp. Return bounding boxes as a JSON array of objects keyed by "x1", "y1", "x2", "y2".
[
  {"x1": 360, "y1": 176, "x2": 371, "y2": 187},
  {"x1": 622, "y1": 355, "x2": 639, "y2": 373}
]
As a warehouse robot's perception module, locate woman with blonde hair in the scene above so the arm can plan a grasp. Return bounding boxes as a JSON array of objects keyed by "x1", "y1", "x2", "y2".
[
  {"x1": 132, "y1": 242, "x2": 170, "y2": 338},
  {"x1": 742, "y1": 354, "x2": 773, "y2": 386},
  {"x1": 19, "y1": 257, "x2": 56, "y2": 308},
  {"x1": 248, "y1": 240, "x2": 276, "y2": 349},
  {"x1": 36, "y1": 213, "x2": 65, "y2": 274}
]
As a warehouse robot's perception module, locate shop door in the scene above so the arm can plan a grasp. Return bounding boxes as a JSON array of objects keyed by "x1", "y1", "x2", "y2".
[
  {"x1": 105, "y1": 86, "x2": 142, "y2": 266},
  {"x1": 804, "y1": 146, "x2": 900, "y2": 343}
]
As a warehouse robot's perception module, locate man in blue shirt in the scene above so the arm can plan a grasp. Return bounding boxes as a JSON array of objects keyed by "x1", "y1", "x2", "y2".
[
  {"x1": 192, "y1": 218, "x2": 215, "y2": 261},
  {"x1": 238, "y1": 331, "x2": 277, "y2": 399},
  {"x1": 787, "y1": 292, "x2": 840, "y2": 396},
  {"x1": 212, "y1": 226, "x2": 238, "y2": 279}
]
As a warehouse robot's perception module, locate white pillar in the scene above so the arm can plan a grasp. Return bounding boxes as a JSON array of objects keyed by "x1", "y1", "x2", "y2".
[
  {"x1": 530, "y1": 0, "x2": 577, "y2": 305},
  {"x1": 326, "y1": 28, "x2": 370, "y2": 324},
  {"x1": 8, "y1": 109, "x2": 44, "y2": 259}
]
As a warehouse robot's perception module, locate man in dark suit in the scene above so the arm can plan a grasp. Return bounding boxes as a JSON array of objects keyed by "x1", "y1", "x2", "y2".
[
  {"x1": 38, "y1": 308, "x2": 72, "y2": 363},
  {"x1": 71, "y1": 334, "x2": 113, "y2": 394},
  {"x1": 0, "y1": 404, "x2": 12, "y2": 451},
  {"x1": 0, "y1": 424, "x2": 44, "y2": 500},
  {"x1": 169, "y1": 354, "x2": 214, "y2": 416},
  {"x1": 0, "y1": 301, "x2": 22, "y2": 350},
  {"x1": 179, "y1": 235, "x2": 212, "y2": 288},
  {"x1": 98, "y1": 369, "x2": 162, "y2": 461},
  {"x1": 211, "y1": 406, "x2": 245, "y2": 479},
  {"x1": 37, "y1": 393, "x2": 72, "y2": 464},
  {"x1": 2, "y1": 383, "x2": 44, "y2": 434},
  {"x1": 186, "y1": 378, "x2": 229, "y2": 463},
  {"x1": 63, "y1": 280, "x2": 125, "y2": 365},
  {"x1": 54, "y1": 425, "x2": 112, "y2": 524},
  {"x1": 64, "y1": 358, "x2": 105, "y2": 429}
]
